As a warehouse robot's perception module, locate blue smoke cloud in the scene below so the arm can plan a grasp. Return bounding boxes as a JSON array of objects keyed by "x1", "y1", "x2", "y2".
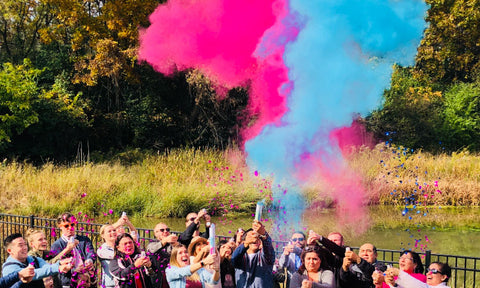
[{"x1": 245, "y1": 0, "x2": 427, "y2": 235}]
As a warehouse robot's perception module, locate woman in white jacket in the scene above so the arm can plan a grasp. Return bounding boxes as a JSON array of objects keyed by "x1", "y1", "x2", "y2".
[{"x1": 385, "y1": 262, "x2": 451, "y2": 288}]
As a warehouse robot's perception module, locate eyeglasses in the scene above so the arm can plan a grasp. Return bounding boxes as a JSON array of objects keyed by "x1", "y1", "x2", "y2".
[
  {"x1": 61, "y1": 223, "x2": 75, "y2": 229},
  {"x1": 427, "y1": 268, "x2": 442, "y2": 275},
  {"x1": 158, "y1": 228, "x2": 170, "y2": 232},
  {"x1": 291, "y1": 237, "x2": 304, "y2": 242},
  {"x1": 186, "y1": 217, "x2": 196, "y2": 222},
  {"x1": 399, "y1": 256, "x2": 413, "y2": 261}
]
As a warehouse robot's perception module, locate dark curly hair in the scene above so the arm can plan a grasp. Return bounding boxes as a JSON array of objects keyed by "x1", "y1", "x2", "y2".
[
  {"x1": 297, "y1": 245, "x2": 331, "y2": 274},
  {"x1": 114, "y1": 233, "x2": 141, "y2": 259}
]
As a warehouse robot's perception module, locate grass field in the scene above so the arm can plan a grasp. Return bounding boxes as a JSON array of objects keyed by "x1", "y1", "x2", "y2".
[{"x1": 0, "y1": 145, "x2": 478, "y2": 226}]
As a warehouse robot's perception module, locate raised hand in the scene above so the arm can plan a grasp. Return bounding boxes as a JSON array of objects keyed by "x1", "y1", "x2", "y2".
[{"x1": 18, "y1": 265, "x2": 35, "y2": 283}]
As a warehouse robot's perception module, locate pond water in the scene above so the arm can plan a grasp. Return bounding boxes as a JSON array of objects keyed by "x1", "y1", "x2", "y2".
[{"x1": 126, "y1": 206, "x2": 480, "y2": 257}]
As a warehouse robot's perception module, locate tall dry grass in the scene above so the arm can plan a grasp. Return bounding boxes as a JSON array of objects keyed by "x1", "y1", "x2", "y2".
[
  {"x1": 0, "y1": 148, "x2": 268, "y2": 217},
  {"x1": 347, "y1": 145, "x2": 480, "y2": 206},
  {"x1": 0, "y1": 145, "x2": 478, "y2": 218}
]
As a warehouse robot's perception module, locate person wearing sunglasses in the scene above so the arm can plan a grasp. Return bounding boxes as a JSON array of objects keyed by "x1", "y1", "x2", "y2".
[
  {"x1": 384, "y1": 262, "x2": 451, "y2": 288},
  {"x1": 372, "y1": 250, "x2": 426, "y2": 288},
  {"x1": 180, "y1": 209, "x2": 211, "y2": 247},
  {"x1": 50, "y1": 212, "x2": 96, "y2": 288},
  {"x1": 147, "y1": 222, "x2": 179, "y2": 288},
  {"x1": 289, "y1": 245, "x2": 335, "y2": 288},
  {"x1": 277, "y1": 232, "x2": 306, "y2": 287}
]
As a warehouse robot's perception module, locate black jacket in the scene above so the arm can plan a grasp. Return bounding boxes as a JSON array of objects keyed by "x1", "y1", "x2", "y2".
[{"x1": 110, "y1": 252, "x2": 156, "y2": 288}]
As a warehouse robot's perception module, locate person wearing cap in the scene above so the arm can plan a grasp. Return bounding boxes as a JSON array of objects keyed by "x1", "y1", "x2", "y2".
[
  {"x1": 188, "y1": 237, "x2": 210, "y2": 264},
  {"x1": 231, "y1": 220, "x2": 275, "y2": 288},
  {"x1": 188, "y1": 237, "x2": 222, "y2": 288},
  {"x1": 50, "y1": 212, "x2": 96, "y2": 288}
]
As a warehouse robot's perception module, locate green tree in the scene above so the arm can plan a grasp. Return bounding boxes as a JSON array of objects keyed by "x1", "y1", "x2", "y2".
[
  {"x1": 0, "y1": 0, "x2": 54, "y2": 63},
  {"x1": 415, "y1": 0, "x2": 480, "y2": 84},
  {"x1": 0, "y1": 60, "x2": 40, "y2": 146},
  {"x1": 0, "y1": 60, "x2": 89, "y2": 160},
  {"x1": 366, "y1": 65, "x2": 444, "y2": 150},
  {"x1": 442, "y1": 81, "x2": 480, "y2": 150}
]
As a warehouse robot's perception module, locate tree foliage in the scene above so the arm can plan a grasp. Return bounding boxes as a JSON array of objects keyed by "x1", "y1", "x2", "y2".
[
  {"x1": 0, "y1": 60, "x2": 40, "y2": 145},
  {"x1": 0, "y1": 0, "x2": 54, "y2": 63},
  {"x1": 415, "y1": 0, "x2": 480, "y2": 84},
  {"x1": 1, "y1": 0, "x2": 480, "y2": 161},
  {"x1": 0, "y1": 60, "x2": 89, "y2": 159},
  {"x1": 366, "y1": 66, "x2": 444, "y2": 150},
  {"x1": 442, "y1": 81, "x2": 480, "y2": 150}
]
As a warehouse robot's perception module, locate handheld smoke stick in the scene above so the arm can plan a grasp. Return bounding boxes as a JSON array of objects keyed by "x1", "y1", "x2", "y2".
[
  {"x1": 255, "y1": 201, "x2": 264, "y2": 221},
  {"x1": 209, "y1": 223, "x2": 216, "y2": 254}
]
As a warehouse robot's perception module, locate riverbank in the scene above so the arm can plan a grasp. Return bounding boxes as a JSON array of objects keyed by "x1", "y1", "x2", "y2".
[{"x1": 0, "y1": 145, "x2": 478, "y2": 219}]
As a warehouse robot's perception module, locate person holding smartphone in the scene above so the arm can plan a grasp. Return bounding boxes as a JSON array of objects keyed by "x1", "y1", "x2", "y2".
[{"x1": 110, "y1": 233, "x2": 155, "y2": 288}]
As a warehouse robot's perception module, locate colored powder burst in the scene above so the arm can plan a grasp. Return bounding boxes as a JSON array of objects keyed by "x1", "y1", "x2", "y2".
[
  {"x1": 138, "y1": 0, "x2": 427, "y2": 236},
  {"x1": 245, "y1": 1, "x2": 427, "y2": 233},
  {"x1": 138, "y1": 0, "x2": 298, "y2": 141}
]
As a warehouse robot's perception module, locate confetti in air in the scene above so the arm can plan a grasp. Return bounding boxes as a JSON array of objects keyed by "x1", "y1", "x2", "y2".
[{"x1": 138, "y1": 0, "x2": 428, "y2": 236}]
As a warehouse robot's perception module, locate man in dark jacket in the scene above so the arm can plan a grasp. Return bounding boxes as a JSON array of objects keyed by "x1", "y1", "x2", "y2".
[
  {"x1": 339, "y1": 243, "x2": 387, "y2": 288},
  {"x1": 232, "y1": 220, "x2": 275, "y2": 288},
  {"x1": 50, "y1": 213, "x2": 96, "y2": 288},
  {"x1": 308, "y1": 230, "x2": 347, "y2": 287}
]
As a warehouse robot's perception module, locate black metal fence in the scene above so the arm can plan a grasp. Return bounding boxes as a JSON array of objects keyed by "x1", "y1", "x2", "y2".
[{"x1": 1, "y1": 214, "x2": 479, "y2": 287}]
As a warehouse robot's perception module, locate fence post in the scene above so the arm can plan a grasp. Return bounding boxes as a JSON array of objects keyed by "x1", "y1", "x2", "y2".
[
  {"x1": 425, "y1": 250, "x2": 431, "y2": 273},
  {"x1": 29, "y1": 215, "x2": 35, "y2": 228}
]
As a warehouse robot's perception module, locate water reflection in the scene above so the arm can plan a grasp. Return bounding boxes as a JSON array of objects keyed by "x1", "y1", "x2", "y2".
[{"x1": 121, "y1": 206, "x2": 479, "y2": 256}]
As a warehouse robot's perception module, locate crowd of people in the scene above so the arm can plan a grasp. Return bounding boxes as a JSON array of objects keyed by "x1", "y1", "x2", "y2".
[{"x1": 1, "y1": 210, "x2": 452, "y2": 288}]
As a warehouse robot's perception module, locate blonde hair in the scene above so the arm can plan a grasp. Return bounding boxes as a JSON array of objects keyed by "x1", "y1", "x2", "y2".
[
  {"x1": 100, "y1": 224, "x2": 114, "y2": 236},
  {"x1": 170, "y1": 244, "x2": 200, "y2": 282},
  {"x1": 25, "y1": 229, "x2": 45, "y2": 246}
]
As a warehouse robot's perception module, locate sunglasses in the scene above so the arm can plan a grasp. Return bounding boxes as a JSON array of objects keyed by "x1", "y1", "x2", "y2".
[
  {"x1": 291, "y1": 237, "x2": 304, "y2": 242},
  {"x1": 61, "y1": 223, "x2": 75, "y2": 229},
  {"x1": 427, "y1": 268, "x2": 442, "y2": 275},
  {"x1": 304, "y1": 246, "x2": 319, "y2": 252},
  {"x1": 158, "y1": 228, "x2": 170, "y2": 232},
  {"x1": 187, "y1": 217, "x2": 196, "y2": 222}
]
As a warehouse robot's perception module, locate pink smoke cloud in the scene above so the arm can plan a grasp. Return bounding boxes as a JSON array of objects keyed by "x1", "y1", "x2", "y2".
[{"x1": 138, "y1": 0, "x2": 299, "y2": 143}]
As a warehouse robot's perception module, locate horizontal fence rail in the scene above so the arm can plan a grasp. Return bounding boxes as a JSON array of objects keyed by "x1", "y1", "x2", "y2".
[{"x1": 1, "y1": 214, "x2": 478, "y2": 287}]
